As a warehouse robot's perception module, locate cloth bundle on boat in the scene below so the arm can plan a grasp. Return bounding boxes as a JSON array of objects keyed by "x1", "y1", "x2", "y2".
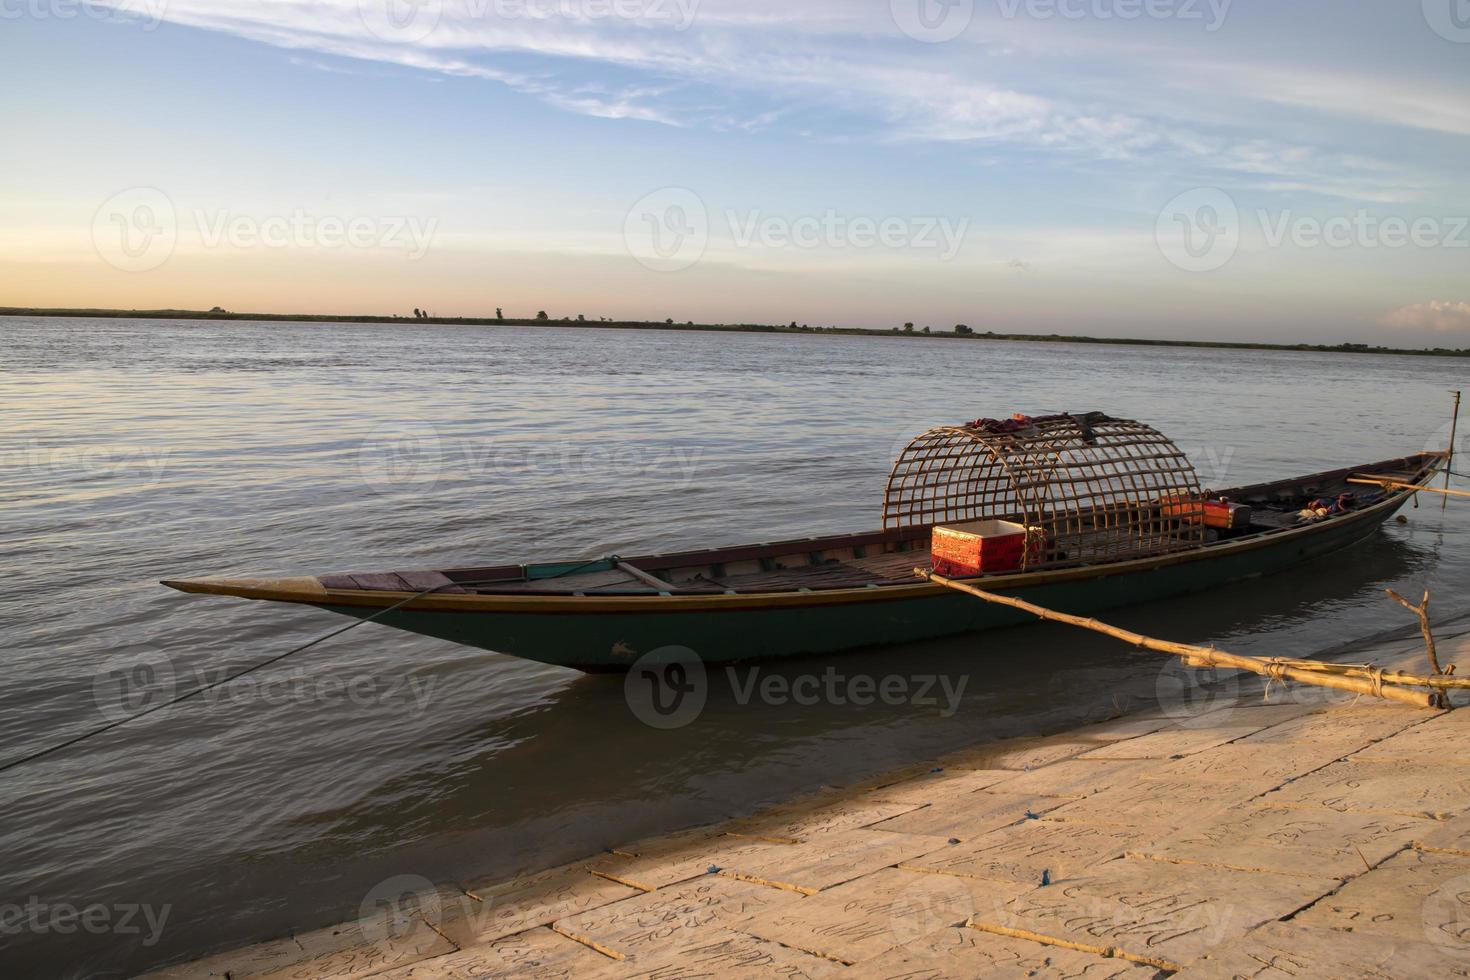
[
  {"x1": 1298, "y1": 492, "x2": 1355, "y2": 523},
  {"x1": 886, "y1": 413, "x2": 1210, "y2": 570}
]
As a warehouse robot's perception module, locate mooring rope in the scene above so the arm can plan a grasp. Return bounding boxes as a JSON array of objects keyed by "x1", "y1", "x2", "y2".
[
  {"x1": 1263, "y1": 660, "x2": 1289, "y2": 700},
  {"x1": 0, "y1": 556, "x2": 619, "y2": 777}
]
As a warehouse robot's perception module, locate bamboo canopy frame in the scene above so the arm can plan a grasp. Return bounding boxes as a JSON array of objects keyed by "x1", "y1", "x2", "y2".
[
  {"x1": 885, "y1": 414, "x2": 1207, "y2": 568},
  {"x1": 903, "y1": 402, "x2": 1467, "y2": 709}
]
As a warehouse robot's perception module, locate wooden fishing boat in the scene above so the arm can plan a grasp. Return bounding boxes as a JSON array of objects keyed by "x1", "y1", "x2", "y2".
[{"x1": 163, "y1": 415, "x2": 1443, "y2": 672}]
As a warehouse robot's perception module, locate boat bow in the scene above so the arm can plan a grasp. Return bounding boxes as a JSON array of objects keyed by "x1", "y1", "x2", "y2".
[{"x1": 161, "y1": 576, "x2": 328, "y2": 602}]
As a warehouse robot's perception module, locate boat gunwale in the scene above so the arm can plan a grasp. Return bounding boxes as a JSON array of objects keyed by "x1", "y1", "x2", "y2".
[{"x1": 166, "y1": 453, "x2": 1441, "y2": 615}]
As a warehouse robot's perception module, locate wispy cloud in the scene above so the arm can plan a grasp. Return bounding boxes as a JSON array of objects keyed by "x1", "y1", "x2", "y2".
[
  {"x1": 1193, "y1": 64, "x2": 1470, "y2": 139},
  {"x1": 95, "y1": 0, "x2": 1467, "y2": 205}
]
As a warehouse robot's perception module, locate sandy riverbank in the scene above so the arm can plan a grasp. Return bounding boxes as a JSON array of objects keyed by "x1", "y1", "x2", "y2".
[{"x1": 142, "y1": 629, "x2": 1470, "y2": 978}]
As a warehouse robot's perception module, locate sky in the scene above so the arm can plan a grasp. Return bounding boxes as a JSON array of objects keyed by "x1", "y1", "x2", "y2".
[{"x1": 1, "y1": 0, "x2": 1468, "y2": 344}]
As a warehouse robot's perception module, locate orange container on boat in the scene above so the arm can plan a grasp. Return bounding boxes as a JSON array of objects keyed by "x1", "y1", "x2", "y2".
[
  {"x1": 931, "y1": 520, "x2": 1042, "y2": 576},
  {"x1": 1160, "y1": 496, "x2": 1252, "y2": 531}
]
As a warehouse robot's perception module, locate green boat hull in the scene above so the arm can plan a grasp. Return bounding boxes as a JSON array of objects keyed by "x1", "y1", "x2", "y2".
[{"x1": 319, "y1": 501, "x2": 1403, "y2": 672}]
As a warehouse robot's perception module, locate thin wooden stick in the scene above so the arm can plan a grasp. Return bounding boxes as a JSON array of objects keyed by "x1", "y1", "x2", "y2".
[
  {"x1": 917, "y1": 569, "x2": 1436, "y2": 708},
  {"x1": 1347, "y1": 478, "x2": 1470, "y2": 499},
  {"x1": 1385, "y1": 588, "x2": 1442, "y2": 677}
]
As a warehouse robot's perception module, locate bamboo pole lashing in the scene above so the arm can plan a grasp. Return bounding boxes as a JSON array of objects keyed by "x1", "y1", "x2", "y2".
[{"x1": 1251, "y1": 660, "x2": 1470, "y2": 689}]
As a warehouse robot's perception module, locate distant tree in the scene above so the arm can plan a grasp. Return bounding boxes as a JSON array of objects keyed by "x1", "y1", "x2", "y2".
[
  {"x1": 536, "y1": 310, "x2": 549, "y2": 321},
  {"x1": 495, "y1": 307, "x2": 504, "y2": 321},
  {"x1": 922, "y1": 326, "x2": 930, "y2": 334},
  {"x1": 903, "y1": 322, "x2": 914, "y2": 333},
  {"x1": 955, "y1": 324, "x2": 973, "y2": 335},
  {"x1": 414, "y1": 308, "x2": 422, "y2": 319},
  {"x1": 577, "y1": 314, "x2": 586, "y2": 321},
  {"x1": 666, "y1": 318, "x2": 675, "y2": 325}
]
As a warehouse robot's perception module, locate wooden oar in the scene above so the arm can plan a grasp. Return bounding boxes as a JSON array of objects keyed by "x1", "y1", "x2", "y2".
[
  {"x1": 1347, "y1": 477, "x2": 1470, "y2": 499},
  {"x1": 615, "y1": 561, "x2": 681, "y2": 593},
  {"x1": 915, "y1": 568, "x2": 1438, "y2": 707}
]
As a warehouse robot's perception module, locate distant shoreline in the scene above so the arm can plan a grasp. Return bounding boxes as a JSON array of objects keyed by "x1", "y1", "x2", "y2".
[{"x1": 5, "y1": 306, "x2": 1468, "y2": 359}]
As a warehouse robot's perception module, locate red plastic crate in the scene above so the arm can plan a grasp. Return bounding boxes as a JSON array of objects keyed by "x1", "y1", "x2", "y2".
[{"x1": 931, "y1": 520, "x2": 1042, "y2": 576}]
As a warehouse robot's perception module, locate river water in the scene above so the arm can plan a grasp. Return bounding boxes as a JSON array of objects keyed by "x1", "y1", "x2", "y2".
[{"x1": 2, "y1": 316, "x2": 1467, "y2": 977}]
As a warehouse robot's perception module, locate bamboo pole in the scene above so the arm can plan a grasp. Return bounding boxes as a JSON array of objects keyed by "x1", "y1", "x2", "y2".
[
  {"x1": 1447, "y1": 390, "x2": 1461, "y2": 511},
  {"x1": 1346, "y1": 478, "x2": 1470, "y2": 500},
  {"x1": 916, "y1": 569, "x2": 1436, "y2": 708},
  {"x1": 1248, "y1": 660, "x2": 1470, "y2": 690},
  {"x1": 1256, "y1": 660, "x2": 1470, "y2": 689}
]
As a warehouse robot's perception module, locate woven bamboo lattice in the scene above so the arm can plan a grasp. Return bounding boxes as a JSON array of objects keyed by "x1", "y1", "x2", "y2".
[{"x1": 884, "y1": 414, "x2": 1208, "y2": 568}]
